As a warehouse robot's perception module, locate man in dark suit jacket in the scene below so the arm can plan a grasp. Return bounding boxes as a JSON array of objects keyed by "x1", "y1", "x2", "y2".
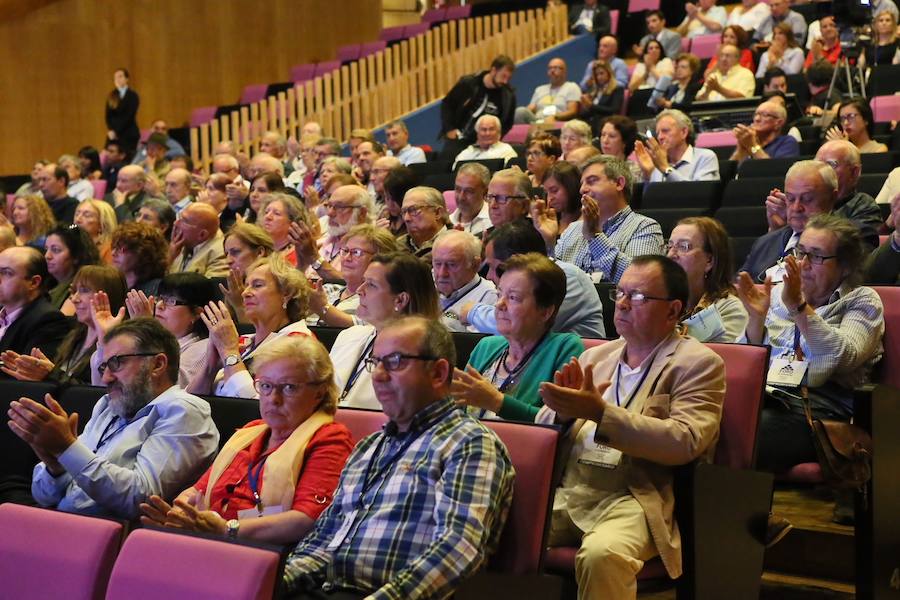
[
  {"x1": 568, "y1": 0, "x2": 612, "y2": 38},
  {"x1": 0, "y1": 247, "x2": 70, "y2": 373},
  {"x1": 740, "y1": 160, "x2": 838, "y2": 281},
  {"x1": 104, "y1": 164, "x2": 148, "y2": 223}
]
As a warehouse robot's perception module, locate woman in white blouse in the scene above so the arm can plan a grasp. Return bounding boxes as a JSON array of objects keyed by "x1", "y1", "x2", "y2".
[
  {"x1": 756, "y1": 22, "x2": 805, "y2": 76},
  {"x1": 628, "y1": 39, "x2": 674, "y2": 93}
]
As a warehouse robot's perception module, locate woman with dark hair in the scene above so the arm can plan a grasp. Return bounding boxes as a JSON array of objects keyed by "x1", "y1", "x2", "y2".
[
  {"x1": 532, "y1": 161, "x2": 582, "y2": 250},
  {"x1": 453, "y1": 253, "x2": 584, "y2": 421},
  {"x1": 329, "y1": 251, "x2": 440, "y2": 409},
  {"x1": 578, "y1": 59, "x2": 625, "y2": 127},
  {"x1": 736, "y1": 214, "x2": 884, "y2": 474},
  {"x1": 599, "y1": 115, "x2": 643, "y2": 182},
  {"x1": 110, "y1": 221, "x2": 168, "y2": 296},
  {"x1": 377, "y1": 166, "x2": 419, "y2": 237},
  {"x1": 105, "y1": 68, "x2": 140, "y2": 156},
  {"x1": 44, "y1": 225, "x2": 100, "y2": 313},
  {"x1": 78, "y1": 146, "x2": 103, "y2": 181},
  {"x1": 525, "y1": 134, "x2": 562, "y2": 188},
  {"x1": 826, "y1": 97, "x2": 889, "y2": 153},
  {"x1": 658, "y1": 53, "x2": 703, "y2": 112},
  {"x1": 122, "y1": 272, "x2": 219, "y2": 388},
  {"x1": 628, "y1": 39, "x2": 674, "y2": 92},
  {"x1": 756, "y1": 23, "x2": 804, "y2": 76},
  {"x1": 0, "y1": 265, "x2": 126, "y2": 385},
  {"x1": 666, "y1": 217, "x2": 748, "y2": 342},
  {"x1": 247, "y1": 172, "x2": 286, "y2": 224}
]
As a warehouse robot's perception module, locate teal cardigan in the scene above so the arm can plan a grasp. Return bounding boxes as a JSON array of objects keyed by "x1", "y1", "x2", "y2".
[{"x1": 467, "y1": 332, "x2": 585, "y2": 422}]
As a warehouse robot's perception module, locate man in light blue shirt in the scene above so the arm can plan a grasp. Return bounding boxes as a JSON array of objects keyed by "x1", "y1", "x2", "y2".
[
  {"x1": 10, "y1": 318, "x2": 219, "y2": 519},
  {"x1": 580, "y1": 36, "x2": 630, "y2": 90},
  {"x1": 385, "y1": 119, "x2": 426, "y2": 166},
  {"x1": 635, "y1": 109, "x2": 720, "y2": 184}
]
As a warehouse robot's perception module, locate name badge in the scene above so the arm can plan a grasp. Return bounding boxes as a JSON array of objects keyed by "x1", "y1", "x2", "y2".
[
  {"x1": 542, "y1": 105, "x2": 558, "y2": 117},
  {"x1": 683, "y1": 306, "x2": 726, "y2": 342},
  {"x1": 326, "y1": 509, "x2": 358, "y2": 551},
  {"x1": 764, "y1": 262, "x2": 786, "y2": 284},
  {"x1": 578, "y1": 444, "x2": 623, "y2": 469},
  {"x1": 237, "y1": 505, "x2": 283, "y2": 520},
  {"x1": 766, "y1": 358, "x2": 808, "y2": 387}
]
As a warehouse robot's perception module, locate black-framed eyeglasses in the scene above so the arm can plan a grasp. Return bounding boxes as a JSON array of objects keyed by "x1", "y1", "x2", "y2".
[
  {"x1": 339, "y1": 247, "x2": 375, "y2": 259},
  {"x1": 364, "y1": 352, "x2": 439, "y2": 372},
  {"x1": 791, "y1": 248, "x2": 837, "y2": 265},
  {"x1": 400, "y1": 205, "x2": 434, "y2": 217},
  {"x1": 253, "y1": 380, "x2": 324, "y2": 397},
  {"x1": 609, "y1": 289, "x2": 674, "y2": 305},
  {"x1": 323, "y1": 202, "x2": 362, "y2": 212},
  {"x1": 98, "y1": 353, "x2": 159, "y2": 375},
  {"x1": 664, "y1": 240, "x2": 694, "y2": 253},
  {"x1": 156, "y1": 297, "x2": 191, "y2": 308},
  {"x1": 486, "y1": 194, "x2": 527, "y2": 206}
]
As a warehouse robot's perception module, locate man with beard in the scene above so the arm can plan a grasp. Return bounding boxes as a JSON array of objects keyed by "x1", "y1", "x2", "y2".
[
  {"x1": 10, "y1": 318, "x2": 219, "y2": 518},
  {"x1": 291, "y1": 184, "x2": 373, "y2": 282}
]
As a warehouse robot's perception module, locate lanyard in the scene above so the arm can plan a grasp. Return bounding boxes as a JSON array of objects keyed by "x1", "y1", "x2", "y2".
[
  {"x1": 355, "y1": 415, "x2": 440, "y2": 510},
  {"x1": 441, "y1": 278, "x2": 482, "y2": 314},
  {"x1": 247, "y1": 454, "x2": 271, "y2": 512},
  {"x1": 339, "y1": 334, "x2": 376, "y2": 402},
  {"x1": 94, "y1": 416, "x2": 129, "y2": 452},
  {"x1": 614, "y1": 354, "x2": 656, "y2": 409},
  {"x1": 494, "y1": 332, "x2": 548, "y2": 393},
  {"x1": 790, "y1": 326, "x2": 805, "y2": 362}
]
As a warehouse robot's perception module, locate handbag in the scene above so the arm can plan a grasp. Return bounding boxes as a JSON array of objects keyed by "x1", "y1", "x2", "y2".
[{"x1": 800, "y1": 395, "x2": 873, "y2": 492}]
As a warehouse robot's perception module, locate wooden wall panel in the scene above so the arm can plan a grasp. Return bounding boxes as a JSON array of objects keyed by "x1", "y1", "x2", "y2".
[{"x1": 0, "y1": 0, "x2": 381, "y2": 175}]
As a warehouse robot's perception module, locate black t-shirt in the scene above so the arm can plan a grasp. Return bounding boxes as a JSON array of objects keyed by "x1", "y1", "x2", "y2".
[{"x1": 460, "y1": 85, "x2": 505, "y2": 141}]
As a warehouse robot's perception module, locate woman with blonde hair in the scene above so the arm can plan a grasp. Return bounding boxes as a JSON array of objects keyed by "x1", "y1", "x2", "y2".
[
  {"x1": 578, "y1": 59, "x2": 625, "y2": 125},
  {"x1": 11, "y1": 194, "x2": 55, "y2": 249},
  {"x1": 74, "y1": 199, "x2": 117, "y2": 264},
  {"x1": 865, "y1": 10, "x2": 900, "y2": 66}
]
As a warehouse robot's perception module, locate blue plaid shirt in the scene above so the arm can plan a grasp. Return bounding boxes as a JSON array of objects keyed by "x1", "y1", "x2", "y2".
[{"x1": 283, "y1": 399, "x2": 515, "y2": 600}]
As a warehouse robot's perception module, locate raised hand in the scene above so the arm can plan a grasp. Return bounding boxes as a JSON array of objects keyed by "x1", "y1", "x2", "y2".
[
  {"x1": 0, "y1": 348, "x2": 54, "y2": 381},
  {"x1": 531, "y1": 199, "x2": 559, "y2": 248},
  {"x1": 539, "y1": 359, "x2": 610, "y2": 422},
  {"x1": 781, "y1": 254, "x2": 805, "y2": 312},
  {"x1": 736, "y1": 271, "x2": 772, "y2": 320},
  {"x1": 765, "y1": 188, "x2": 787, "y2": 231},
  {"x1": 219, "y1": 268, "x2": 246, "y2": 312},
  {"x1": 450, "y1": 366, "x2": 505, "y2": 413},
  {"x1": 90, "y1": 290, "x2": 126, "y2": 338},
  {"x1": 288, "y1": 221, "x2": 319, "y2": 266},
  {"x1": 581, "y1": 194, "x2": 602, "y2": 238},
  {"x1": 200, "y1": 301, "x2": 241, "y2": 359},
  {"x1": 125, "y1": 289, "x2": 155, "y2": 319}
]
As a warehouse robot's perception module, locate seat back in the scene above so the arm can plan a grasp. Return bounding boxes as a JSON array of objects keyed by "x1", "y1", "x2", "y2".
[
  {"x1": 873, "y1": 286, "x2": 900, "y2": 390},
  {"x1": 403, "y1": 22, "x2": 430, "y2": 38},
  {"x1": 628, "y1": 0, "x2": 660, "y2": 12},
  {"x1": 690, "y1": 34, "x2": 721, "y2": 59},
  {"x1": 502, "y1": 123, "x2": 530, "y2": 144},
  {"x1": 638, "y1": 207, "x2": 706, "y2": 238},
  {"x1": 189, "y1": 106, "x2": 218, "y2": 127},
  {"x1": 442, "y1": 189, "x2": 457, "y2": 213},
  {"x1": 871, "y1": 95, "x2": 900, "y2": 122},
  {"x1": 640, "y1": 180, "x2": 722, "y2": 210},
  {"x1": 105, "y1": 528, "x2": 279, "y2": 600},
  {"x1": 0, "y1": 381, "x2": 60, "y2": 481},
  {"x1": 422, "y1": 7, "x2": 447, "y2": 23},
  {"x1": 313, "y1": 60, "x2": 341, "y2": 78},
  {"x1": 58, "y1": 385, "x2": 108, "y2": 433},
  {"x1": 706, "y1": 343, "x2": 769, "y2": 469},
  {"x1": 289, "y1": 63, "x2": 316, "y2": 83},
  {"x1": 360, "y1": 40, "x2": 387, "y2": 59},
  {"x1": 696, "y1": 130, "x2": 737, "y2": 148},
  {"x1": 91, "y1": 179, "x2": 107, "y2": 199},
  {"x1": 0, "y1": 504, "x2": 123, "y2": 600},
  {"x1": 860, "y1": 151, "x2": 897, "y2": 174},
  {"x1": 200, "y1": 395, "x2": 261, "y2": 449},
  {"x1": 335, "y1": 407, "x2": 388, "y2": 445},
  {"x1": 453, "y1": 331, "x2": 490, "y2": 369},
  {"x1": 594, "y1": 281, "x2": 618, "y2": 339},
  {"x1": 455, "y1": 158, "x2": 506, "y2": 173},
  {"x1": 737, "y1": 156, "x2": 813, "y2": 179},
  {"x1": 336, "y1": 43, "x2": 362, "y2": 63},
  {"x1": 238, "y1": 84, "x2": 268, "y2": 105},
  {"x1": 308, "y1": 325, "x2": 344, "y2": 351},
  {"x1": 380, "y1": 25, "x2": 406, "y2": 42},
  {"x1": 609, "y1": 9, "x2": 619, "y2": 34},
  {"x1": 482, "y1": 420, "x2": 560, "y2": 574},
  {"x1": 720, "y1": 176, "x2": 780, "y2": 207},
  {"x1": 446, "y1": 5, "x2": 471, "y2": 19}
]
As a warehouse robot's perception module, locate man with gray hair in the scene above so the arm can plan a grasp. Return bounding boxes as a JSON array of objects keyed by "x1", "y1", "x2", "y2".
[
  {"x1": 370, "y1": 155, "x2": 402, "y2": 214},
  {"x1": 312, "y1": 184, "x2": 373, "y2": 273},
  {"x1": 741, "y1": 160, "x2": 840, "y2": 282},
  {"x1": 731, "y1": 99, "x2": 799, "y2": 161},
  {"x1": 695, "y1": 44, "x2": 756, "y2": 101},
  {"x1": 12, "y1": 318, "x2": 218, "y2": 518},
  {"x1": 450, "y1": 162, "x2": 492, "y2": 236},
  {"x1": 555, "y1": 156, "x2": 664, "y2": 282},
  {"x1": 399, "y1": 186, "x2": 449, "y2": 262},
  {"x1": 105, "y1": 164, "x2": 148, "y2": 223},
  {"x1": 634, "y1": 108, "x2": 720, "y2": 183},
  {"x1": 452, "y1": 115, "x2": 518, "y2": 170},
  {"x1": 385, "y1": 120, "x2": 426, "y2": 165},
  {"x1": 487, "y1": 168, "x2": 532, "y2": 231},
  {"x1": 259, "y1": 130, "x2": 293, "y2": 175},
  {"x1": 163, "y1": 168, "x2": 194, "y2": 217},
  {"x1": 432, "y1": 230, "x2": 498, "y2": 332}
]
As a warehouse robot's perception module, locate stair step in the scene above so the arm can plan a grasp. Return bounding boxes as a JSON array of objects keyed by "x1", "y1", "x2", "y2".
[{"x1": 761, "y1": 571, "x2": 855, "y2": 599}]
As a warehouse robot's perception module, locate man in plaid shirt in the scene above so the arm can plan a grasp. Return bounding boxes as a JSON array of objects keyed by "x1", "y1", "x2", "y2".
[{"x1": 283, "y1": 317, "x2": 515, "y2": 599}]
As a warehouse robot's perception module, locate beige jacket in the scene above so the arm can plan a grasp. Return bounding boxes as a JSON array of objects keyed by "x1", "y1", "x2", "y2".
[{"x1": 168, "y1": 229, "x2": 229, "y2": 278}]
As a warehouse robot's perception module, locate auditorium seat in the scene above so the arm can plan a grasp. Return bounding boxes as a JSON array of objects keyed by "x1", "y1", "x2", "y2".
[
  {"x1": 690, "y1": 34, "x2": 720, "y2": 59},
  {"x1": 737, "y1": 156, "x2": 813, "y2": 179},
  {"x1": 860, "y1": 151, "x2": 897, "y2": 174},
  {"x1": 308, "y1": 325, "x2": 343, "y2": 351},
  {"x1": 456, "y1": 158, "x2": 507, "y2": 173},
  {"x1": 422, "y1": 7, "x2": 448, "y2": 23},
  {"x1": 313, "y1": 60, "x2": 341, "y2": 78},
  {"x1": 446, "y1": 5, "x2": 472, "y2": 20},
  {"x1": 0, "y1": 504, "x2": 124, "y2": 600},
  {"x1": 360, "y1": 40, "x2": 387, "y2": 59},
  {"x1": 868, "y1": 64, "x2": 900, "y2": 96},
  {"x1": 105, "y1": 528, "x2": 280, "y2": 600},
  {"x1": 625, "y1": 88, "x2": 654, "y2": 120},
  {"x1": 58, "y1": 385, "x2": 107, "y2": 432},
  {"x1": 594, "y1": 281, "x2": 618, "y2": 339},
  {"x1": 453, "y1": 331, "x2": 491, "y2": 369},
  {"x1": 730, "y1": 236, "x2": 758, "y2": 273},
  {"x1": 858, "y1": 173, "x2": 887, "y2": 198},
  {"x1": 403, "y1": 22, "x2": 430, "y2": 38},
  {"x1": 380, "y1": 25, "x2": 406, "y2": 43},
  {"x1": 628, "y1": 0, "x2": 660, "y2": 12},
  {"x1": 715, "y1": 206, "x2": 768, "y2": 238},
  {"x1": 610, "y1": 9, "x2": 619, "y2": 34},
  {"x1": 873, "y1": 286, "x2": 900, "y2": 390},
  {"x1": 638, "y1": 207, "x2": 706, "y2": 237},
  {"x1": 502, "y1": 124, "x2": 530, "y2": 144},
  {"x1": 506, "y1": 156, "x2": 527, "y2": 171},
  {"x1": 189, "y1": 106, "x2": 218, "y2": 127},
  {"x1": 696, "y1": 130, "x2": 737, "y2": 149},
  {"x1": 423, "y1": 172, "x2": 455, "y2": 192},
  {"x1": 238, "y1": 84, "x2": 268, "y2": 105},
  {"x1": 201, "y1": 394, "x2": 261, "y2": 449},
  {"x1": 720, "y1": 177, "x2": 780, "y2": 207},
  {"x1": 410, "y1": 160, "x2": 453, "y2": 177},
  {"x1": 639, "y1": 180, "x2": 722, "y2": 211},
  {"x1": 336, "y1": 43, "x2": 362, "y2": 64},
  {"x1": 289, "y1": 63, "x2": 316, "y2": 83},
  {"x1": 719, "y1": 159, "x2": 738, "y2": 183},
  {"x1": 0, "y1": 381, "x2": 60, "y2": 488},
  {"x1": 871, "y1": 95, "x2": 900, "y2": 123},
  {"x1": 335, "y1": 407, "x2": 388, "y2": 445},
  {"x1": 91, "y1": 179, "x2": 107, "y2": 199}
]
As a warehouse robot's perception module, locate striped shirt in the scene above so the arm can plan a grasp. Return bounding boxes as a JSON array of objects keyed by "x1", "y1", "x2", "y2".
[
  {"x1": 553, "y1": 207, "x2": 664, "y2": 282},
  {"x1": 283, "y1": 399, "x2": 515, "y2": 600}
]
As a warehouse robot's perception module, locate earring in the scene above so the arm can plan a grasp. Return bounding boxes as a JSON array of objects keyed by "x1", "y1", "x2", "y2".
[
  {"x1": 394, "y1": 306, "x2": 400, "y2": 312},
  {"x1": 282, "y1": 301, "x2": 288, "y2": 309}
]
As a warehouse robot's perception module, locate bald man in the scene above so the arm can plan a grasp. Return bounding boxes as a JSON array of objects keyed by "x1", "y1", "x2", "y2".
[
  {"x1": 167, "y1": 203, "x2": 229, "y2": 277},
  {"x1": 515, "y1": 58, "x2": 581, "y2": 124},
  {"x1": 696, "y1": 44, "x2": 756, "y2": 101},
  {"x1": 731, "y1": 100, "x2": 799, "y2": 161}
]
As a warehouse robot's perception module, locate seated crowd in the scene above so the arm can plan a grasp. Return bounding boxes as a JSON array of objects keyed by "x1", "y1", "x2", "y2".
[{"x1": 2, "y1": 5, "x2": 899, "y2": 596}]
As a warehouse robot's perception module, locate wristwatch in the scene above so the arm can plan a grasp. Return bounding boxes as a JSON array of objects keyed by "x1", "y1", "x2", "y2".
[
  {"x1": 224, "y1": 354, "x2": 241, "y2": 367},
  {"x1": 663, "y1": 166, "x2": 675, "y2": 178},
  {"x1": 311, "y1": 259, "x2": 322, "y2": 271},
  {"x1": 226, "y1": 519, "x2": 240, "y2": 539},
  {"x1": 749, "y1": 144, "x2": 762, "y2": 156},
  {"x1": 790, "y1": 301, "x2": 807, "y2": 316}
]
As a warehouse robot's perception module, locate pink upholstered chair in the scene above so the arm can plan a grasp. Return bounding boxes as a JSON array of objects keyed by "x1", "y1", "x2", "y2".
[
  {"x1": 380, "y1": 25, "x2": 406, "y2": 43},
  {"x1": 871, "y1": 95, "x2": 900, "y2": 123},
  {"x1": 361, "y1": 40, "x2": 387, "y2": 59},
  {"x1": 610, "y1": 9, "x2": 620, "y2": 34},
  {"x1": 446, "y1": 5, "x2": 472, "y2": 19},
  {"x1": 628, "y1": 0, "x2": 660, "y2": 12},
  {"x1": 105, "y1": 529, "x2": 280, "y2": 600},
  {"x1": 690, "y1": 34, "x2": 722, "y2": 60},
  {"x1": 0, "y1": 503, "x2": 123, "y2": 600},
  {"x1": 189, "y1": 106, "x2": 218, "y2": 127},
  {"x1": 337, "y1": 43, "x2": 362, "y2": 63},
  {"x1": 696, "y1": 130, "x2": 737, "y2": 148},
  {"x1": 90, "y1": 179, "x2": 107, "y2": 200},
  {"x1": 442, "y1": 189, "x2": 457, "y2": 213},
  {"x1": 313, "y1": 60, "x2": 341, "y2": 78},
  {"x1": 422, "y1": 8, "x2": 447, "y2": 23},
  {"x1": 502, "y1": 123, "x2": 530, "y2": 144},
  {"x1": 403, "y1": 22, "x2": 430, "y2": 38},
  {"x1": 239, "y1": 84, "x2": 268, "y2": 105},
  {"x1": 335, "y1": 407, "x2": 388, "y2": 445},
  {"x1": 290, "y1": 63, "x2": 316, "y2": 83}
]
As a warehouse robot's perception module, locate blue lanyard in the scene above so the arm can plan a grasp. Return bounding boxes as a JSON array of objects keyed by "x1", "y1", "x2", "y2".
[
  {"x1": 441, "y1": 278, "x2": 482, "y2": 314},
  {"x1": 94, "y1": 417, "x2": 129, "y2": 451},
  {"x1": 339, "y1": 334, "x2": 376, "y2": 402},
  {"x1": 247, "y1": 454, "x2": 270, "y2": 512},
  {"x1": 614, "y1": 356, "x2": 655, "y2": 410}
]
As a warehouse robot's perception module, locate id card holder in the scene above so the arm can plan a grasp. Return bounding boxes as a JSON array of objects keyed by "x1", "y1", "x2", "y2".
[
  {"x1": 237, "y1": 505, "x2": 283, "y2": 520},
  {"x1": 578, "y1": 444, "x2": 623, "y2": 469},
  {"x1": 683, "y1": 306, "x2": 727, "y2": 342},
  {"x1": 766, "y1": 358, "x2": 808, "y2": 387},
  {"x1": 326, "y1": 509, "x2": 358, "y2": 551}
]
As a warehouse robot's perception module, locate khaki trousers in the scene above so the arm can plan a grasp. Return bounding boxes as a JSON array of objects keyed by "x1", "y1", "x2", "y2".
[{"x1": 548, "y1": 496, "x2": 658, "y2": 600}]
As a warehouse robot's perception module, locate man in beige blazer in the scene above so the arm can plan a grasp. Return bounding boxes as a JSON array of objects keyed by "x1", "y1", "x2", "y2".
[
  {"x1": 167, "y1": 202, "x2": 229, "y2": 278},
  {"x1": 539, "y1": 255, "x2": 725, "y2": 600}
]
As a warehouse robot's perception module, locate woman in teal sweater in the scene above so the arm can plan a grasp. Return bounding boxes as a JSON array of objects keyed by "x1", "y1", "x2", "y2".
[{"x1": 452, "y1": 253, "x2": 585, "y2": 422}]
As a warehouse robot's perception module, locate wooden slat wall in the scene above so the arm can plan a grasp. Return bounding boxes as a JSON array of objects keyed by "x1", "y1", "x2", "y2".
[{"x1": 190, "y1": 4, "x2": 568, "y2": 173}]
